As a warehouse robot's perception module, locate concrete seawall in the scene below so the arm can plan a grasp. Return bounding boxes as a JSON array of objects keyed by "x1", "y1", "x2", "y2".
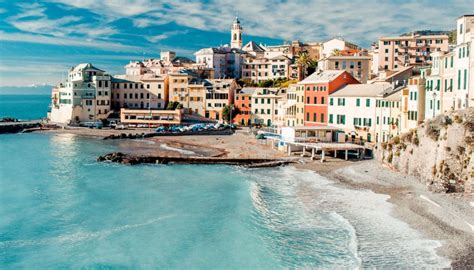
[{"x1": 0, "y1": 121, "x2": 42, "y2": 134}]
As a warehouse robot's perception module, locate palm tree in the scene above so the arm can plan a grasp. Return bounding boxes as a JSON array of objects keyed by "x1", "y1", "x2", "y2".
[
  {"x1": 331, "y1": 49, "x2": 342, "y2": 56},
  {"x1": 296, "y1": 52, "x2": 311, "y2": 80}
]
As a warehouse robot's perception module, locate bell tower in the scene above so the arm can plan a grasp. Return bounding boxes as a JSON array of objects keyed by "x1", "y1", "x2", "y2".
[{"x1": 231, "y1": 16, "x2": 242, "y2": 49}]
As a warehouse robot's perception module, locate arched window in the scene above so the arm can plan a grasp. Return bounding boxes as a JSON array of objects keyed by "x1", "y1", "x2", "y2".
[
  {"x1": 233, "y1": 33, "x2": 237, "y2": 41},
  {"x1": 239, "y1": 33, "x2": 241, "y2": 40}
]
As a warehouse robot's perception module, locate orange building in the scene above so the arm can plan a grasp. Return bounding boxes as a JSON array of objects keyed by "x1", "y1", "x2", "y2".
[
  {"x1": 233, "y1": 88, "x2": 255, "y2": 125},
  {"x1": 298, "y1": 70, "x2": 359, "y2": 126}
]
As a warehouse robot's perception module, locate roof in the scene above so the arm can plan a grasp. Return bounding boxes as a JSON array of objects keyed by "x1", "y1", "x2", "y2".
[
  {"x1": 323, "y1": 55, "x2": 371, "y2": 60},
  {"x1": 237, "y1": 88, "x2": 257, "y2": 95},
  {"x1": 383, "y1": 89, "x2": 402, "y2": 101},
  {"x1": 330, "y1": 83, "x2": 392, "y2": 97},
  {"x1": 298, "y1": 70, "x2": 345, "y2": 84},
  {"x1": 172, "y1": 56, "x2": 195, "y2": 64},
  {"x1": 72, "y1": 63, "x2": 104, "y2": 72},
  {"x1": 242, "y1": 41, "x2": 265, "y2": 53},
  {"x1": 245, "y1": 87, "x2": 284, "y2": 96}
]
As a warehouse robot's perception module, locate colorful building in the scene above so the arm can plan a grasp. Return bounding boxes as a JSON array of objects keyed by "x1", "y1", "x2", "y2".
[
  {"x1": 233, "y1": 88, "x2": 255, "y2": 126},
  {"x1": 298, "y1": 70, "x2": 359, "y2": 126}
]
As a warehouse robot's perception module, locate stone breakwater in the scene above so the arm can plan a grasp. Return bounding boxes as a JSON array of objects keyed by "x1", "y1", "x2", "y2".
[{"x1": 97, "y1": 152, "x2": 294, "y2": 168}]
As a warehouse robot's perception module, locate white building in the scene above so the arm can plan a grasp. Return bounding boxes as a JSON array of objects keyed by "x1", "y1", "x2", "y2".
[
  {"x1": 375, "y1": 89, "x2": 402, "y2": 143},
  {"x1": 400, "y1": 76, "x2": 426, "y2": 133},
  {"x1": 230, "y1": 16, "x2": 243, "y2": 49},
  {"x1": 328, "y1": 83, "x2": 393, "y2": 142},
  {"x1": 194, "y1": 47, "x2": 243, "y2": 79},
  {"x1": 50, "y1": 63, "x2": 111, "y2": 124},
  {"x1": 320, "y1": 38, "x2": 359, "y2": 59},
  {"x1": 111, "y1": 74, "x2": 167, "y2": 110},
  {"x1": 250, "y1": 88, "x2": 286, "y2": 126}
]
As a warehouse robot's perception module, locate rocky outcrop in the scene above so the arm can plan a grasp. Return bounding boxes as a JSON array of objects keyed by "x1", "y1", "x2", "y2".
[
  {"x1": 97, "y1": 152, "x2": 294, "y2": 168},
  {"x1": 376, "y1": 109, "x2": 474, "y2": 193}
]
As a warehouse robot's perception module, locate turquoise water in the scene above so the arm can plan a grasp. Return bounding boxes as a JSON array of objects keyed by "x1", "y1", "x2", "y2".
[
  {"x1": 0, "y1": 95, "x2": 50, "y2": 120},
  {"x1": 0, "y1": 133, "x2": 449, "y2": 269}
]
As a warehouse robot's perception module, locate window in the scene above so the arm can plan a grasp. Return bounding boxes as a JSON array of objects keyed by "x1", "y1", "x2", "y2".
[
  {"x1": 329, "y1": 98, "x2": 334, "y2": 105},
  {"x1": 306, "y1": 112, "x2": 310, "y2": 121},
  {"x1": 321, "y1": 113, "x2": 324, "y2": 123},
  {"x1": 321, "y1": 97, "x2": 325, "y2": 104},
  {"x1": 464, "y1": 69, "x2": 468, "y2": 90},
  {"x1": 313, "y1": 97, "x2": 317, "y2": 104},
  {"x1": 313, "y1": 113, "x2": 317, "y2": 122},
  {"x1": 356, "y1": 98, "x2": 360, "y2": 107},
  {"x1": 458, "y1": 70, "x2": 462, "y2": 90},
  {"x1": 366, "y1": 99, "x2": 370, "y2": 107},
  {"x1": 329, "y1": 114, "x2": 333, "y2": 123}
]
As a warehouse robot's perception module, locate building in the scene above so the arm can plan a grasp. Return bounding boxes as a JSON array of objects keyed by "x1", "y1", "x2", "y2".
[
  {"x1": 250, "y1": 87, "x2": 286, "y2": 126},
  {"x1": 400, "y1": 76, "x2": 426, "y2": 133},
  {"x1": 194, "y1": 46, "x2": 243, "y2": 79},
  {"x1": 111, "y1": 74, "x2": 167, "y2": 111},
  {"x1": 50, "y1": 63, "x2": 111, "y2": 124},
  {"x1": 318, "y1": 54, "x2": 371, "y2": 83},
  {"x1": 374, "y1": 88, "x2": 402, "y2": 143},
  {"x1": 204, "y1": 79, "x2": 237, "y2": 121},
  {"x1": 120, "y1": 108, "x2": 182, "y2": 125},
  {"x1": 233, "y1": 88, "x2": 255, "y2": 126},
  {"x1": 328, "y1": 83, "x2": 392, "y2": 142},
  {"x1": 241, "y1": 54, "x2": 292, "y2": 83},
  {"x1": 298, "y1": 70, "x2": 360, "y2": 126},
  {"x1": 124, "y1": 52, "x2": 195, "y2": 76},
  {"x1": 277, "y1": 84, "x2": 299, "y2": 127},
  {"x1": 378, "y1": 32, "x2": 449, "y2": 71},
  {"x1": 320, "y1": 38, "x2": 359, "y2": 59}
]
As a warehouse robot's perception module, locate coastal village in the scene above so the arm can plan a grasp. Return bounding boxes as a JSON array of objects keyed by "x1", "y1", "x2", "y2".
[{"x1": 42, "y1": 15, "x2": 474, "y2": 193}]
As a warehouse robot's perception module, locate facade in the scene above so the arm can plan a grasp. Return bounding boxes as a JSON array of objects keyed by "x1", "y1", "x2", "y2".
[
  {"x1": 250, "y1": 88, "x2": 286, "y2": 126},
  {"x1": 233, "y1": 88, "x2": 255, "y2": 126},
  {"x1": 375, "y1": 89, "x2": 402, "y2": 143},
  {"x1": 241, "y1": 54, "x2": 291, "y2": 83},
  {"x1": 124, "y1": 52, "x2": 195, "y2": 76},
  {"x1": 111, "y1": 74, "x2": 167, "y2": 111},
  {"x1": 298, "y1": 70, "x2": 360, "y2": 126},
  {"x1": 320, "y1": 38, "x2": 359, "y2": 59},
  {"x1": 120, "y1": 108, "x2": 182, "y2": 125},
  {"x1": 204, "y1": 79, "x2": 237, "y2": 121},
  {"x1": 378, "y1": 32, "x2": 449, "y2": 71},
  {"x1": 328, "y1": 83, "x2": 392, "y2": 142},
  {"x1": 194, "y1": 47, "x2": 243, "y2": 79},
  {"x1": 400, "y1": 76, "x2": 426, "y2": 133},
  {"x1": 318, "y1": 55, "x2": 371, "y2": 83},
  {"x1": 50, "y1": 63, "x2": 111, "y2": 124},
  {"x1": 278, "y1": 84, "x2": 299, "y2": 127}
]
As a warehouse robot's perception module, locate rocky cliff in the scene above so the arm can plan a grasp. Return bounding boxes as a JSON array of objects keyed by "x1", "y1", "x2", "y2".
[{"x1": 376, "y1": 109, "x2": 474, "y2": 193}]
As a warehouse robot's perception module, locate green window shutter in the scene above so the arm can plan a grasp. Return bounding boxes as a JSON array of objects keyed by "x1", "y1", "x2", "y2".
[
  {"x1": 366, "y1": 99, "x2": 370, "y2": 107},
  {"x1": 458, "y1": 70, "x2": 461, "y2": 90},
  {"x1": 464, "y1": 69, "x2": 468, "y2": 90},
  {"x1": 329, "y1": 114, "x2": 333, "y2": 123},
  {"x1": 330, "y1": 98, "x2": 333, "y2": 105},
  {"x1": 356, "y1": 98, "x2": 360, "y2": 107}
]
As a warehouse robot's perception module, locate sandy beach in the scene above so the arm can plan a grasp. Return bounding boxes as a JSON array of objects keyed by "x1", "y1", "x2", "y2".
[{"x1": 38, "y1": 127, "x2": 474, "y2": 267}]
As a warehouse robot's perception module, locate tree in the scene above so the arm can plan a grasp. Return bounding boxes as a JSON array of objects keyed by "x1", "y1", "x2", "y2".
[
  {"x1": 222, "y1": 105, "x2": 240, "y2": 123},
  {"x1": 296, "y1": 51, "x2": 317, "y2": 79},
  {"x1": 166, "y1": 101, "x2": 181, "y2": 110},
  {"x1": 331, "y1": 49, "x2": 342, "y2": 56}
]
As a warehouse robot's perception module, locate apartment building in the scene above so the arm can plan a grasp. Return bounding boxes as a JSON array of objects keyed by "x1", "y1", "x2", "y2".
[
  {"x1": 277, "y1": 84, "x2": 299, "y2": 127},
  {"x1": 298, "y1": 70, "x2": 359, "y2": 126},
  {"x1": 251, "y1": 88, "x2": 286, "y2": 126},
  {"x1": 318, "y1": 55, "x2": 371, "y2": 83},
  {"x1": 124, "y1": 51, "x2": 194, "y2": 76},
  {"x1": 50, "y1": 63, "x2": 111, "y2": 124},
  {"x1": 111, "y1": 74, "x2": 167, "y2": 111},
  {"x1": 194, "y1": 47, "x2": 244, "y2": 79},
  {"x1": 320, "y1": 38, "x2": 359, "y2": 59},
  {"x1": 328, "y1": 84, "x2": 391, "y2": 142},
  {"x1": 241, "y1": 54, "x2": 291, "y2": 83},
  {"x1": 204, "y1": 79, "x2": 237, "y2": 121},
  {"x1": 400, "y1": 76, "x2": 426, "y2": 133},
  {"x1": 233, "y1": 88, "x2": 255, "y2": 126},
  {"x1": 378, "y1": 32, "x2": 449, "y2": 71},
  {"x1": 375, "y1": 89, "x2": 402, "y2": 143}
]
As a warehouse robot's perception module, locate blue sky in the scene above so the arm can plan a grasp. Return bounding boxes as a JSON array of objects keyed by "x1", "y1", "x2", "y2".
[{"x1": 0, "y1": 0, "x2": 472, "y2": 86}]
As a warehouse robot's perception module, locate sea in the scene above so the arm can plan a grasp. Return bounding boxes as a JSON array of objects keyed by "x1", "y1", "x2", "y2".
[{"x1": 0, "y1": 94, "x2": 450, "y2": 268}]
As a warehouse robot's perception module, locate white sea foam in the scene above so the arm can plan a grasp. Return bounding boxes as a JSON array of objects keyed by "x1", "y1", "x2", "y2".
[
  {"x1": 244, "y1": 166, "x2": 450, "y2": 268},
  {"x1": 160, "y1": 143, "x2": 195, "y2": 155}
]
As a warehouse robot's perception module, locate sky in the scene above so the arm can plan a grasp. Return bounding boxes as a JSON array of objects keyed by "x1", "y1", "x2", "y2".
[{"x1": 0, "y1": 0, "x2": 472, "y2": 87}]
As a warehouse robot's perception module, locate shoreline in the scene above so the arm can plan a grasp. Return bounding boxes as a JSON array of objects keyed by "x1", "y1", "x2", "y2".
[{"x1": 32, "y1": 128, "x2": 474, "y2": 267}]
